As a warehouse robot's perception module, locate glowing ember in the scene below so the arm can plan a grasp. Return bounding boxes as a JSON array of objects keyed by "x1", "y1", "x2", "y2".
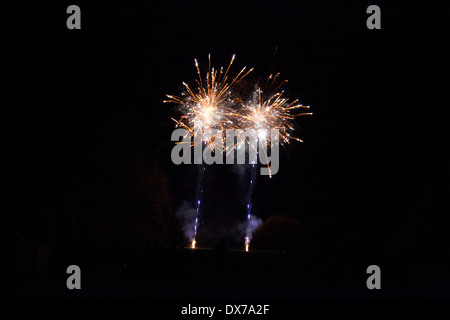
[
  {"x1": 245, "y1": 236, "x2": 250, "y2": 252},
  {"x1": 191, "y1": 239, "x2": 196, "y2": 249}
]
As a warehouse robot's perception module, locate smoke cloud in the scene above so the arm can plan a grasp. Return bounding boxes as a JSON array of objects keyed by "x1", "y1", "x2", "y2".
[
  {"x1": 235, "y1": 215, "x2": 263, "y2": 242},
  {"x1": 245, "y1": 215, "x2": 263, "y2": 241},
  {"x1": 175, "y1": 201, "x2": 197, "y2": 241}
]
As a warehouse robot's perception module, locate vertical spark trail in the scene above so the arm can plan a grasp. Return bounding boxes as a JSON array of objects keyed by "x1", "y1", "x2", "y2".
[
  {"x1": 245, "y1": 163, "x2": 257, "y2": 252},
  {"x1": 192, "y1": 164, "x2": 205, "y2": 249},
  {"x1": 244, "y1": 88, "x2": 259, "y2": 252}
]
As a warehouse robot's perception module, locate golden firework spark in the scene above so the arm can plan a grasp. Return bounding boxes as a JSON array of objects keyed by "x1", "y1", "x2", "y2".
[{"x1": 245, "y1": 236, "x2": 250, "y2": 252}]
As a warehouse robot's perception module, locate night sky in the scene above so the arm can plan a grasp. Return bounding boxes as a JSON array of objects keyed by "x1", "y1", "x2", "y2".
[{"x1": 2, "y1": 0, "x2": 449, "y2": 301}]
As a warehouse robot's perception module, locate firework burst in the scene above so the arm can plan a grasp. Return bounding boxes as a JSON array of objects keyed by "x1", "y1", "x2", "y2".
[
  {"x1": 164, "y1": 54, "x2": 253, "y2": 150},
  {"x1": 239, "y1": 74, "x2": 312, "y2": 144}
]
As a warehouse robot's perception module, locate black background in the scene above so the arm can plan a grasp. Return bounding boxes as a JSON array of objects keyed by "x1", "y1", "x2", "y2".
[{"x1": 2, "y1": 0, "x2": 449, "y2": 302}]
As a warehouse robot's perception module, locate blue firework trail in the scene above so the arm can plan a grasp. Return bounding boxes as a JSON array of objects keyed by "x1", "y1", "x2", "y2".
[
  {"x1": 191, "y1": 165, "x2": 205, "y2": 248},
  {"x1": 245, "y1": 164, "x2": 257, "y2": 251}
]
